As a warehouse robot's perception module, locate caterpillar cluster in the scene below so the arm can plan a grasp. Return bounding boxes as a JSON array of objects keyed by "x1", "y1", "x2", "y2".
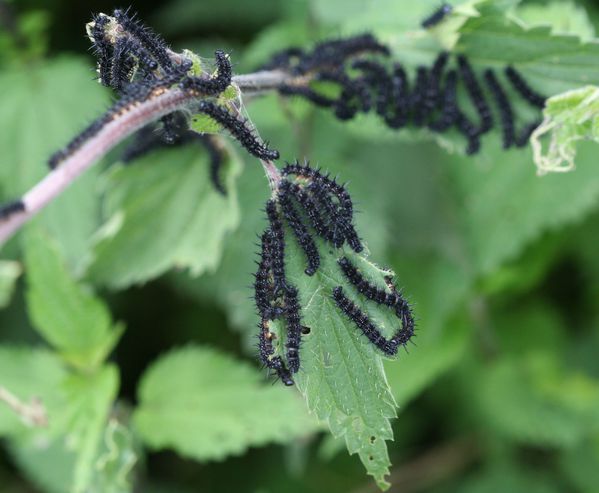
[
  {"x1": 262, "y1": 35, "x2": 547, "y2": 155},
  {"x1": 47, "y1": 9, "x2": 277, "y2": 192},
  {"x1": 253, "y1": 162, "x2": 414, "y2": 384},
  {"x1": 254, "y1": 203, "x2": 305, "y2": 385},
  {"x1": 335, "y1": 257, "x2": 414, "y2": 356}
]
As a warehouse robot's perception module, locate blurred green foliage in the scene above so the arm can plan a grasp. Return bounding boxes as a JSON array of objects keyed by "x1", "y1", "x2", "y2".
[{"x1": 0, "y1": 0, "x2": 598, "y2": 492}]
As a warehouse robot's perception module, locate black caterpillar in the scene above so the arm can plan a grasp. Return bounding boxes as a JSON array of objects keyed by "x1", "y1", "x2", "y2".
[
  {"x1": 262, "y1": 37, "x2": 547, "y2": 155},
  {"x1": 48, "y1": 10, "x2": 276, "y2": 190},
  {"x1": 421, "y1": 4, "x2": 453, "y2": 29},
  {"x1": 253, "y1": 162, "x2": 414, "y2": 384},
  {"x1": 336, "y1": 257, "x2": 414, "y2": 355}
]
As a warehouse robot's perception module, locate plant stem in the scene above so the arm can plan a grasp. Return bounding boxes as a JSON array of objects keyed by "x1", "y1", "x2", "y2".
[
  {"x1": 0, "y1": 385, "x2": 48, "y2": 427},
  {"x1": 0, "y1": 70, "x2": 296, "y2": 247}
]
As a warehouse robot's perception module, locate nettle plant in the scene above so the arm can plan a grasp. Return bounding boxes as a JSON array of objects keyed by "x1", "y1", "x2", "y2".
[{"x1": 0, "y1": 2, "x2": 597, "y2": 491}]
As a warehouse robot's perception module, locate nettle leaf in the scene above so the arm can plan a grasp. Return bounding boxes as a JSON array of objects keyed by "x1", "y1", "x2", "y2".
[
  {"x1": 242, "y1": 21, "x2": 310, "y2": 70},
  {"x1": 24, "y1": 229, "x2": 123, "y2": 370},
  {"x1": 531, "y1": 86, "x2": 599, "y2": 174},
  {"x1": 7, "y1": 437, "x2": 74, "y2": 493},
  {"x1": 0, "y1": 57, "x2": 108, "y2": 266},
  {"x1": 0, "y1": 346, "x2": 67, "y2": 437},
  {"x1": 514, "y1": 1, "x2": 595, "y2": 41},
  {"x1": 9, "y1": 365, "x2": 120, "y2": 493},
  {"x1": 279, "y1": 241, "x2": 403, "y2": 490},
  {"x1": 455, "y1": 3, "x2": 599, "y2": 96},
  {"x1": 476, "y1": 352, "x2": 599, "y2": 448},
  {"x1": 87, "y1": 145, "x2": 241, "y2": 288},
  {"x1": 446, "y1": 140, "x2": 599, "y2": 274},
  {"x1": 133, "y1": 346, "x2": 319, "y2": 461},
  {"x1": 0, "y1": 260, "x2": 21, "y2": 309},
  {"x1": 309, "y1": 0, "x2": 484, "y2": 35}
]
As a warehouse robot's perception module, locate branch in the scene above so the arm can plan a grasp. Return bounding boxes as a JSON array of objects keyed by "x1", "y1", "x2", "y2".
[
  {"x1": 0, "y1": 70, "x2": 294, "y2": 247},
  {"x1": 0, "y1": 385, "x2": 48, "y2": 427}
]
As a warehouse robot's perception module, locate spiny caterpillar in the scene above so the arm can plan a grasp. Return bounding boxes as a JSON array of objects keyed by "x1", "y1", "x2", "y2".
[
  {"x1": 336, "y1": 257, "x2": 415, "y2": 354},
  {"x1": 196, "y1": 101, "x2": 280, "y2": 161},
  {"x1": 421, "y1": 3, "x2": 453, "y2": 29},
  {"x1": 262, "y1": 39, "x2": 547, "y2": 155},
  {"x1": 253, "y1": 162, "x2": 413, "y2": 385},
  {"x1": 484, "y1": 69, "x2": 515, "y2": 149},
  {"x1": 254, "y1": 208, "x2": 306, "y2": 385},
  {"x1": 46, "y1": 9, "x2": 276, "y2": 194},
  {"x1": 505, "y1": 66, "x2": 546, "y2": 108}
]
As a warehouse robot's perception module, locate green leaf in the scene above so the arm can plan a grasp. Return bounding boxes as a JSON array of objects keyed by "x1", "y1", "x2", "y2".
[
  {"x1": 560, "y1": 438, "x2": 599, "y2": 493},
  {"x1": 280, "y1": 243, "x2": 405, "y2": 490},
  {"x1": 0, "y1": 57, "x2": 109, "y2": 266},
  {"x1": 242, "y1": 21, "x2": 311, "y2": 71},
  {"x1": 514, "y1": 1, "x2": 595, "y2": 41},
  {"x1": 531, "y1": 86, "x2": 599, "y2": 174},
  {"x1": 476, "y1": 352, "x2": 599, "y2": 448},
  {"x1": 24, "y1": 229, "x2": 123, "y2": 370},
  {"x1": 133, "y1": 346, "x2": 319, "y2": 462},
  {"x1": 87, "y1": 145, "x2": 241, "y2": 288},
  {"x1": 309, "y1": 0, "x2": 484, "y2": 35},
  {"x1": 0, "y1": 260, "x2": 21, "y2": 309},
  {"x1": 446, "y1": 142, "x2": 599, "y2": 274},
  {"x1": 9, "y1": 365, "x2": 120, "y2": 493},
  {"x1": 0, "y1": 346, "x2": 67, "y2": 437},
  {"x1": 8, "y1": 437, "x2": 75, "y2": 493},
  {"x1": 455, "y1": 3, "x2": 599, "y2": 96}
]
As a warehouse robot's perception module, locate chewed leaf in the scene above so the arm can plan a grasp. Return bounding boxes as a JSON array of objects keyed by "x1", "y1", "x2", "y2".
[
  {"x1": 283, "y1": 239, "x2": 408, "y2": 490},
  {"x1": 253, "y1": 165, "x2": 415, "y2": 489},
  {"x1": 531, "y1": 86, "x2": 599, "y2": 175}
]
